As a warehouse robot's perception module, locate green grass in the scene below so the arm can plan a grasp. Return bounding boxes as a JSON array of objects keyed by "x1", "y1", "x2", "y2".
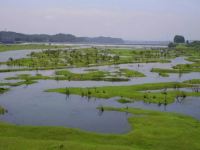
[
  {"x1": 117, "y1": 99, "x2": 132, "y2": 104},
  {"x1": 184, "y1": 79, "x2": 200, "y2": 84},
  {"x1": 151, "y1": 44, "x2": 200, "y2": 76},
  {"x1": 5, "y1": 71, "x2": 130, "y2": 82},
  {"x1": 151, "y1": 65, "x2": 200, "y2": 76},
  {"x1": 2, "y1": 48, "x2": 174, "y2": 71},
  {"x1": 5, "y1": 68, "x2": 145, "y2": 83},
  {"x1": 55, "y1": 70, "x2": 109, "y2": 81},
  {"x1": 158, "y1": 72, "x2": 169, "y2": 77},
  {"x1": 118, "y1": 69, "x2": 145, "y2": 77},
  {"x1": 0, "y1": 107, "x2": 199, "y2": 150},
  {"x1": 0, "y1": 89, "x2": 8, "y2": 114},
  {"x1": 47, "y1": 82, "x2": 200, "y2": 104},
  {"x1": 0, "y1": 66, "x2": 68, "y2": 73},
  {"x1": 151, "y1": 68, "x2": 188, "y2": 74},
  {"x1": 0, "y1": 106, "x2": 7, "y2": 115},
  {"x1": 0, "y1": 44, "x2": 66, "y2": 52},
  {"x1": 0, "y1": 87, "x2": 8, "y2": 94},
  {"x1": 0, "y1": 80, "x2": 37, "y2": 87}
]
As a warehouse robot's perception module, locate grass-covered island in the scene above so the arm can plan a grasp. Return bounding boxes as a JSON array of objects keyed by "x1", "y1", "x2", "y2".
[
  {"x1": 47, "y1": 82, "x2": 200, "y2": 104},
  {"x1": 0, "y1": 48, "x2": 173, "y2": 73},
  {"x1": 3, "y1": 68, "x2": 145, "y2": 84}
]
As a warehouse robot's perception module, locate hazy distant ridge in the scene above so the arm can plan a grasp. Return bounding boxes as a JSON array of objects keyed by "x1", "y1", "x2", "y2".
[{"x1": 0, "y1": 31, "x2": 124, "y2": 44}]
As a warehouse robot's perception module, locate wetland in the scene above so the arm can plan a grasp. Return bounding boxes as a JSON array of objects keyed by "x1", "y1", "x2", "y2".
[{"x1": 0, "y1": 43, "x2": 200, "y2": 150}]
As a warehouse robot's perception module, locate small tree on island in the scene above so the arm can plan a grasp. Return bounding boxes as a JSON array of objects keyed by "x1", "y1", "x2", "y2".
[
  {"x1": 168, "y1": 42, "x2": 176, "y2": 48},
  {"x1": 174, "y1": 35, "x2": 185, "y2": 43}
]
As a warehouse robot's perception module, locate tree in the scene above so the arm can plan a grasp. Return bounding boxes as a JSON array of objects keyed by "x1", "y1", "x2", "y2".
[
  {"x1": 168, "y1": 42, "x2": 176, "y2": 48},
  {"x1": 174, "y1": 35, "x2": 185, "y2": 43},
  {"x1": 113, "y1": 55, "x2": 120, "y2": 64}
]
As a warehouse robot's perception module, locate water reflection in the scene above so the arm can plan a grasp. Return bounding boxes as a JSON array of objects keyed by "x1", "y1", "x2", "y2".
[{"x1": 0, "y1": 51, "x2": 200, "y2": 133}]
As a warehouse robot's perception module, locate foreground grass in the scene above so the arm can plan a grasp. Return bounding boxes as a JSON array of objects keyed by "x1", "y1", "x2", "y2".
[
  {"x1": 0, "y1": 107, "x2": 199, "y2": 150},
  {"x1": 47, "y1": 82, "x2": 200, "y2": 104}
]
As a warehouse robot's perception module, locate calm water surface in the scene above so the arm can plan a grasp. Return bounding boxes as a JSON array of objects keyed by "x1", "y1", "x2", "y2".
[{"x1": 0, "y1": 50, "x2": 199, "y2": 133}]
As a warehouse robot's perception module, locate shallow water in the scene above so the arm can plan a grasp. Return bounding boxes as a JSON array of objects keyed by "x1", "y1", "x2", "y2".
[
  {"x1": 0, "y1": 51, "x2": 200, "y2": 133},
  {"x1": 0, "y1": 85, "x2": 131, "y2": 134},
  {"x1": 0, "y1": 49, "x2": 44, "y2": 62},
  {"x1": 0, "y1": 80, "x2": 200, "y2": 134}
]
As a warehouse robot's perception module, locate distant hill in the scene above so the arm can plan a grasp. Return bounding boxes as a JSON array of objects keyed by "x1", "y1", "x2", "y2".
[{"x1": 0, "y1": 31, "x2": 124, "y2": 44}]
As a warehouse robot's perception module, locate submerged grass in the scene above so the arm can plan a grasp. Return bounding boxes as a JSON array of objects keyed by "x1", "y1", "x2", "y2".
[
  {"x1": 0, "y1": 106, "x2": 7, "y2": 114},
  {"x1": 0, "y1": 107, "x2": 199, "y2": 150},
  {"x1": 0, "y1": 87, "x2": 8, "y2": 94}
]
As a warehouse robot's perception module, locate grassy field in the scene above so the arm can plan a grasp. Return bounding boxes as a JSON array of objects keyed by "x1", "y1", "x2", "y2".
[
  {"x1": 0, "y1": 107, "x2": 199, "y2": 150},
  {"x1": 47, "y1": 82, "x2": 200, "y2": 104}
]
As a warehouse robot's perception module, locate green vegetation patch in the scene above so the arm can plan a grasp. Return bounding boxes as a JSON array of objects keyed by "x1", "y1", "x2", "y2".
[
  {"x1": 117, "y1": 99, "x2": 133, "y2": 104},
  {"x1": 0, "y1": 87, "x2": 8, "y2": 94},
  {"x1": 0, "y1": 80, "x2": 37, "y2": 87},
  {"x1": 0, "y1": 107, "x2": 199, "y2": 150},
  {"x1": 5, "y1": 68, "x2": 145, "y2": 83},
  {"x1": 3, "y1": 48, "x2": 174, "y2": 70},
  {"x1": 118, "y1": 69, "x2": 145, "y2": 77},
  {"x1": 55, "y1": 70, "x2": 108, "y2": 81},
  {"x1": 0, "y1": 106, "x2": 8, "y2": 115},
  {"x1": 184, "y1": 79, "x2": 200, "y2": 84},
  {"x1": 47, "y1": 82, "x2": 200, "y2": 104},
  {"x1": 5, "y1": 71, "x2": 129, "y2": 82}
]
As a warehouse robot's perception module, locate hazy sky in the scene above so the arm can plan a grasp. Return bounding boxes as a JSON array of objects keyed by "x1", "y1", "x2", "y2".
[{"x1": 0, "y1": 0, "x2": 200, "y2": 41}]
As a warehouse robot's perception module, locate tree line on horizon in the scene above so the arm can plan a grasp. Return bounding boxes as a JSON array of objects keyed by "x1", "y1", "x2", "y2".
[{"x1": 0, "y1": 31, "x2": 124, "y2": 44}]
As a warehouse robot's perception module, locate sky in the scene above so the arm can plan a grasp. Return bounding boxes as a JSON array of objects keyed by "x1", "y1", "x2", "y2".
[{"x1": 0, "y1": 0, "x2": 200, "y2": 41}]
